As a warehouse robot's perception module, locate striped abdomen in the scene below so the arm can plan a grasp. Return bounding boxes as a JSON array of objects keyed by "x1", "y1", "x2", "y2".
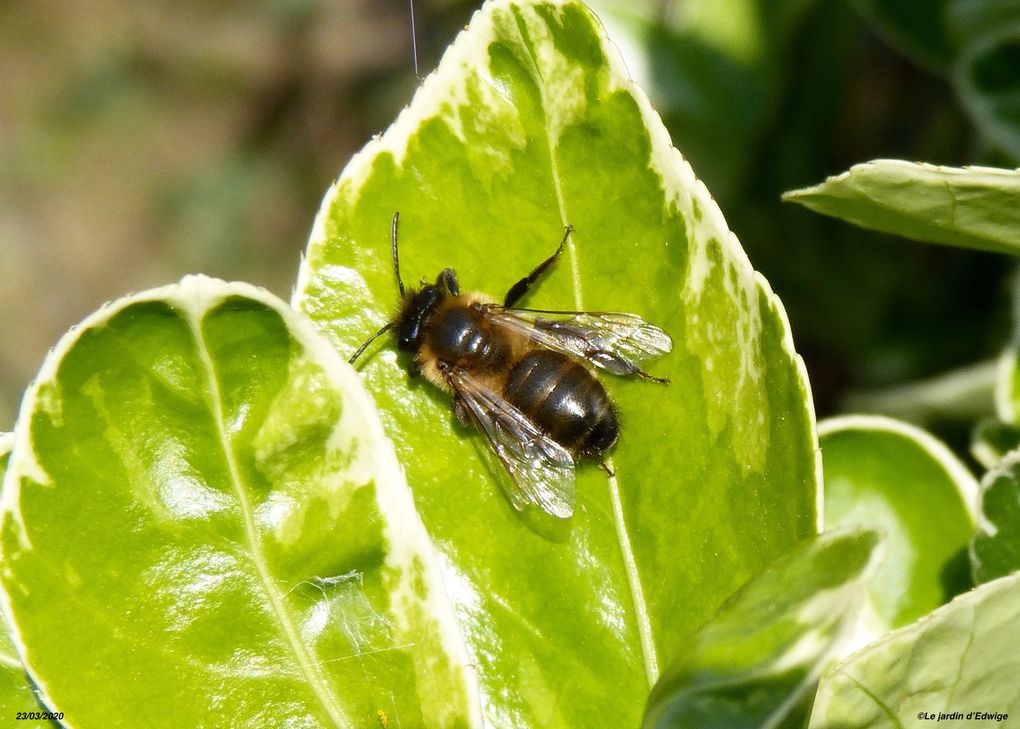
[{"x1": 504, "y1": 349, "x2": 618, "y2": 459}]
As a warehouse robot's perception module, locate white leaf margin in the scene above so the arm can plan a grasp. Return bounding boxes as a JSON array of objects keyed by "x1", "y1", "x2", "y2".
[
  {"x1": 817, "y1": 414, "x2": 980, "y2": 652},
  {"x1": 818, "y1": 414, "x2": 980, "y2": 521}
]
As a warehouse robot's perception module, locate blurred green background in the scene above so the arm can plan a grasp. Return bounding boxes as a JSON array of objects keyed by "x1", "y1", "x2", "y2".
[{"x1": 1, "y1": 0, "x2": 1017, "y2": 438}]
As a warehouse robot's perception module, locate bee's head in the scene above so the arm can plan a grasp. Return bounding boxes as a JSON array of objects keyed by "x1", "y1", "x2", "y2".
[
  {"x1": 348, "y1": 214, "x2": 461, "y2": 366},
  {"x1": 394, "y1": 284, "x2": 439, "y2": 352},
  {"x1": 393, "y1": 267, "x2": 459, "y2": 352}
]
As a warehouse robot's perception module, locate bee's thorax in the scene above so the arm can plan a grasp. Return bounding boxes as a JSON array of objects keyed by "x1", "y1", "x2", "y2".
[{"x1": 423, "y1": 296, "x2": 511, "y2": 373}]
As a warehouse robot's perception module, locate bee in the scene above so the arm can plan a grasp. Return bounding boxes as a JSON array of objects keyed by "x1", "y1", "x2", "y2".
[{"x1": 349, "y1": 213, "x2": 673, "y2": 518}]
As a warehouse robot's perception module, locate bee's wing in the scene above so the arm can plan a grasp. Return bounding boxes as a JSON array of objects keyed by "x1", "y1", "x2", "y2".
[
  {"x1": 485, "y1": 306, "x2": 673, "y2": 377},
  {"x1": 446, "y1": 366, "x2": 576, "y2": 519}
]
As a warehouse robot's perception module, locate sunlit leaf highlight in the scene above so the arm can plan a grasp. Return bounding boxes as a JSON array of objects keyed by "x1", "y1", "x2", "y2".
[
  {"x1": 0, "y1": 277, "x2": 479, "y2": 728},
  {"x1": 295, "y1": 0, "x2": 819, "y2": 725}
]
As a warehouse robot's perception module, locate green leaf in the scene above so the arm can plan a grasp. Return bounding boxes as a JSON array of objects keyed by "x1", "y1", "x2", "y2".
[
  {"x1": 0, "y1": 433, "x2": 48, "y2": 729},
  {"x1": 783, "y1": 160, "x2": 1020, "y2": 256},
  {"x1": 0, "y1": 277, "x2": 479, "y2": 728},
  {"x1": 971, "y1": 450, "x2": 1020, "y2": 583},
  {"x1": 0, "y1": 433, "x2": 8, "y2": 476},
  {"x1": 295, "y1": 1, "x2": 819, "y2": 725},
  {"x1": 819, "y1": 416, "x2": 978, "y2": 637},
  {"x1": 971, "y1": 417, "x2": 1020, "y2": 469},
  {"x1": 843, "y1": 360, "x2": 999, "y2": 427},
  {"x1": 995, "y1": 347, "x2": 1020, "y2": 423},
  {"x1": 949, "y1": 0, "x2": 1020, "y2": 160},
  {"x1": 975, "y1": 346, "x2": 1020, "y2": 468},
  {"x1": 584, "y1": 0, "x2": 817, "y2": 201},
  {"x1": 850, "y1": 0, "x2": 955, "y2": 70},
  {"x1": 583, "y1": 0, "x2": 768, "y2": 200},
  {"x1": 643, "y1": 529, "x2": 883, "y2": 729},
  {"x1": 809, "y1": 572, "x2": 1020, "y2": 728}
]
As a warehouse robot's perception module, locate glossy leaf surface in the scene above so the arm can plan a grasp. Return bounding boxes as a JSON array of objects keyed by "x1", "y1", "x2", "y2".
[
  {"x1": 0, "y1": 278, "x2": 478, "y2": 728},
  {"x1": 643, "y1": 529, "x2": 882, "y2": 729},
  {"x1": 810, "y1": 572, "x2": 1020, "y2": 728},
  {"x1": 820, "y1": 416, "x2": 978, "y2": 637},
  {"x1": 784, "y1": 160, "x2": 1020, "y2": 256},
  {"x1": 295, "y1": 1, "x2": 819, "y2": 726}
]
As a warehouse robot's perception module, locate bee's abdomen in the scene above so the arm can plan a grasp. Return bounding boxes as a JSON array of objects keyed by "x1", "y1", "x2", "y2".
[{"x1": 504, "y1": 350, "x2": 618, "y2": 459}]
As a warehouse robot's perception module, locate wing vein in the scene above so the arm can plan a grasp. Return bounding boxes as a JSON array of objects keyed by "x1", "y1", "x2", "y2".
[{"x1": 448, "y1": 367, "x2": 575, "y2": 518}]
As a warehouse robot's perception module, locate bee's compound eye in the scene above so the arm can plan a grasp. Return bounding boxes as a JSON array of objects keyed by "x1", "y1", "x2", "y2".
[
  {"x1": 396, "y1": 312, "x2": 425, "y2": 352},
  {"x1": 396, "y1": 285, "x2": 440, "y2": 352}
]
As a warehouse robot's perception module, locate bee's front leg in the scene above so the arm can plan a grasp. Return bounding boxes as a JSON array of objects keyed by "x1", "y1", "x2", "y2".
[{"x1": 436, "y1": 268, "x2": 460, "y2": 296}]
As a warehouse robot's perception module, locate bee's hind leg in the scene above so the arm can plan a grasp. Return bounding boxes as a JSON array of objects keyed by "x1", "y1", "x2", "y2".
[
  {"x1": 503, "y1": 224, "x2": 573, "y2": 307},
  {"x1": 453, "y1": 397, "x2": 471, "y2": 426},
  {"x1": 598, "y1": 460, "x2": 615, "y2": 478},
  {"x1": 634, "y1": 369, "x2": 670, "y2": 385},
  {"x1": 587, "y1": 349, "x2": 671, "y2": 385}
]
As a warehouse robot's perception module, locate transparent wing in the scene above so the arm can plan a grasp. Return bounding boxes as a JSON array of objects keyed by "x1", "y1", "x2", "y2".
[
  {"x1": 485, "y1": 306, "x2": 673, "y2": 377},
  {"x1": 446, "y1": 366, "x2": 576, "y2": 519}
]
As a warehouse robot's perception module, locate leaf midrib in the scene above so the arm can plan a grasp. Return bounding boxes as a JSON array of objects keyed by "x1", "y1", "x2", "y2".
[
  {"x1": 509, "y1": 6, "x2": 660, "y2": 688},
  {"x1": 190, "y1": 310, "x2": 352, "y2": 729}
]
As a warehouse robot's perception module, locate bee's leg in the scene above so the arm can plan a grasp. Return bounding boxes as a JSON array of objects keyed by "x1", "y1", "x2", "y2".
[
  {"x1": 587, "y1": 349, "x2": 671, "y2": 385},
  {"x1": 598, "y1": 460, "x2": 615, "y2": 478},
  {"x1": 436, "y1": 267, "x2": 460, "y2": 296},
  {"x1": 503, "y1": 224, "x2": 573, "y2": 307},
  {"x1": 453, "y1": 397, "x2": 471, "y2": 426},
  {"x1": 436, "y1": 361, "x2": 469, "y2": 425},
  {"x1": 633, "y1": 369, "x2": 670, "y2": 385}
]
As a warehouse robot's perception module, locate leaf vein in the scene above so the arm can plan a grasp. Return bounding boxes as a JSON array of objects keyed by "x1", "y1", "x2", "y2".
[
  {"x1": 507, "y1": 5, "x2": 659, "y2": 688},
  {"x1": 190, "y1": 312, "x2": 352, "y2": 729}
]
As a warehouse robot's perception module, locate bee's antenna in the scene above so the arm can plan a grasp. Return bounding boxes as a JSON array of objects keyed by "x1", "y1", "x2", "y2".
[
  {"x1": 408, "y1": 0, "x2": 420, "y2": 80},
  {"x1": 391, "y1": 211, "x2": 406, "y2": 298},
  {"x1": 349, "y1": 322, "x2": 395, "y2": 365}
]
